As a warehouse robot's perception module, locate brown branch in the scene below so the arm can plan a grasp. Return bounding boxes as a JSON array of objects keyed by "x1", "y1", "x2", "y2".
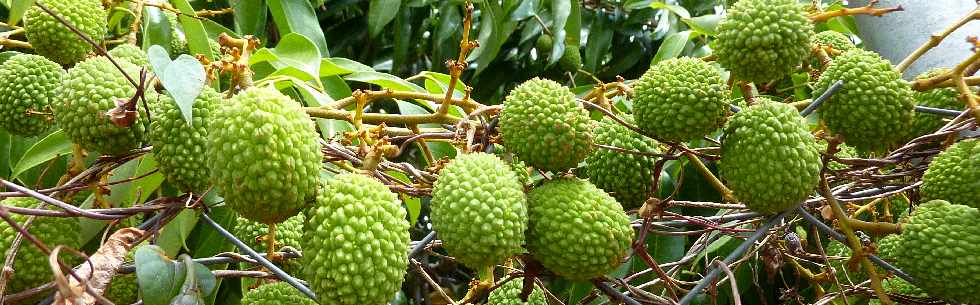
[
  {"x1": 327, "y1": 89, "x2": 482, "y2": 112},
  {"x1": 809, "y1": 0, "x2": 903, "y2": 23},
  {"x1": 0, "y1": 37, "x2": 31, "y2": 49},
  {"x1": 897, "y1": 7, "x2": 980, "y2": 73},
  {"x1": 305, "y1": 107, "x2": 463, "y2": 125},
  {"x1": 951, "y1": 42, "x2": 980, "y2": 122},
  {"x1": 437, "y1": 1, "x2": 478, "y2": 115}
]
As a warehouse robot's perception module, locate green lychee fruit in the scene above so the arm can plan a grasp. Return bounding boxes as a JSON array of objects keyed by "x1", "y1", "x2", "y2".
[
  {"x1": 633, "y1": 57, "x2": 729, "y2": 142},
  {"x1": 891, "y1": 200, "x2": 980, "y2": 304},
  {"x1": 584, "y1": 115, "x2": 660, "y2": 209},
  {"x1": 814, "y1": 49, "x2": 915, "y2": 153},
  {"x1": 920, "y1": 139, "x2": 980, "y2": 209},
  {"x1": 55, "y1": 56, "x2": 148, "y2": 156},
  {"x1": 303, "y1": 173, "x2": 410, "y2": 305},
  {"x1": 535, "y1": 34, "x2": 553, "y2": 54},
  {"x1": 904, "y1": 68, "x2": 964, "y2": 142},
  {"x1": 499, "y1": 78, "x2": 592, "y2": 172},
  {"x1": 487, "y1": 279, "x2": 547, "y2": 305},
  {"x1": 234, "y1": 214, "x2": 305, "y2": 253},
  {"x1": 527, "y1": 178, "x2": 632, "y2": 280},
  {"x1": 558, "y1": 45, "x2": 582, "y2": 72},
  {"x1": 208, "y1": 86, "x2": 321, "y2": 224},
  {"x1": 24, "y1": 0, "x2": 107, "y2": 65},
  {"x1": 241, "y1": 282, "x2": 316, "y2": 305},
  {"x1": 0, "y1": 54, "x2": 63, "y2": 136},
  {"x1": 0, "y1": 197, "x2": 80, "y2": 295},
  {"x1": 104, "y1": 247, "x2": 139, "y2": 304},
  {"x1": 108, "y1": 44, "x2": 149, "y2": 67},
  {"x1": 431, "y1": 152, "x2": 527, "y2": 268},
  {"x1": 149, "y1": 88, "x2": 220, "y2": 193},
  {"x1": 493, "y1": 145, "x2": 531, "y2": 187},
  {"x1": 868, "y1": 277, "x2": 928, "y2": 305},
  {"x1": 875, "y1": 234, "x2": 902, "y2": 262},
  {"x1": 711, "y1": 0, "x2": 814, "y2": 83},
  {"x1": 720, "y1": 99, "x2": 821, "y2": 214},
  {"x1": 810, "y1": 31, "x2": 855, "y2": 69}
]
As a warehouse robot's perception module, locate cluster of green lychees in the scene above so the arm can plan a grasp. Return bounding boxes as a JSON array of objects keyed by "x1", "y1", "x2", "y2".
[{"x1": 0, "y1": 0, "x2": 976, "y2": 304}]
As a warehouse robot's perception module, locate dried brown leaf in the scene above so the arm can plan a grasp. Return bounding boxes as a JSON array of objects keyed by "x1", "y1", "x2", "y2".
[{"x1": 53, "y1": 228, "x2": 145, "y2": 305}]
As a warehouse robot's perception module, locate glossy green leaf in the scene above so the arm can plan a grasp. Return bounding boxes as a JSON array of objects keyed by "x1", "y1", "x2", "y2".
[
  {"x1": 158, "y1": 210, "x2": 199, "y2": 257},
  {"x1": 268, "y1": 0, "x2": 329, "y2": 56},
  {"x1": 6, "y1": 0, "x2": 33, "y2": 26},
  {"x1": 651, "y1": 30, "x2": 691, "y2": 66},
  {"x1": 141, "y1": 4, "x2": 174, "y2": 55},
  {"x1": 368, "y1": 0, "x2": 401, "y2": 39},
  {"x1": 10, "y1": 129, "x2": 71, "y2": 179},
  {"x1": 231, "y1": 0, "x2": 267, "y2": 40},
  {"x1": 171, "y1": 0, "x2": 215, "y2": 60},
  {"x1": 136, "y1": 245, "x2": 186, "y2": 305},
  {"x1": 682, "y1": 14, "x2": 720, "y2": 36},
  {"x1": 130, "y1": 153, "x2": 165, "y2": 205},
  {"x1": 251, "y1": 33, "x2": 321, "y2": 82},
  {"x1": 584, "y1": 13, "x2": 613, "y2": 71},
  {"x1": 650, "y1": 1, "x2": 691, "y2": 19},
  {"x1": 345, "y1": 71, "x2": 426, "y2": 92},
  {"x1": 185, "y1": 204, "x2": 235, "y2": 259},
  {"x1": 547, "y1": 0, "x2": 571, "y2": 64},
  {"x1": 162, "y1": 55, "x2": 206, "y2": 125}
]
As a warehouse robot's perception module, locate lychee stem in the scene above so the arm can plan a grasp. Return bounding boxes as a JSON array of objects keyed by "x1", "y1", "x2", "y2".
[{"x1": 266, "y1": 223, "x2": 277, "y2": 258}]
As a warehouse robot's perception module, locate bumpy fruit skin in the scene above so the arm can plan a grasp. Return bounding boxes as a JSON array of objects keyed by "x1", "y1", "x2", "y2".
[
  {"x1": 814, "y1": 49, "x2": 915, "y2": 153},
  {"x1": 105, "y1": 247, "x2": 139, "y2": 305},
  {"x1": 920, "y1": 139, "x2": 980, "y2": 209},
  {"x1": 108, "y1": 44, "x2": 149, "y2": 67},
  {"x1": 499, "y1": 78, "x2": 592, "y2": 172},
  {"x1": 711, "y1": 0, "x2": 814, "y2": 83},
  {"x1": 208, "y1": 86, "x2": 320, "y2": 224},
  {"x1": 24, "y1": 0, "x2": 107, "y2": 65},
  {"x1": 905, "y1": 69, "x2": 963, "y2": 141},
  {"x1": 105, "y1": 273, "x2": 138, "y2": 304},
  {"x1": 0, "y1": 54, "x2": 63, "y2": 136},
  {"x1": 535, "y1": 35, "x2": 553, "y2": 54},
  {"x1": 303, "y1": 174, "x2": 410, "y2": 305},
  {"x1": 527, "y1": 178, "x2": 632, "y2": 280},
  {"x1": 813, "y1": 31, "x2": 854, "y2": 53},
  {"x1": 868, "y1": 277, "x2": 928, "y2": 305},
  {"x1": 242, "y1": 282, "x2": 317, "y2": 305},
  {"x1": 149, "y1": 88, "x2": 220, "y2": 193},
  {"x1": 720, "y1": 99, "x2": 821, "y2": 214},
  {"x1": 558, "y1": 46, "x2": 582, "y2": 72},
  {"x1": 811, "y1": 31, "x2": 854, "y2": 68},
  {"x1": 55, "y1": 56, "x2": 147, "y2": 156},
  {"x1": 875, "y1": 234, "x2": 902, "y2": 262},
  {"x1": 234, "y1": 214, "x2": 305, "y2": 253},
  {"x1": 892, "y1": 200, "x2": 980, "y2": 304},
  {"x1": 0, "y1": 198, "x2": 80, "y2": 295},
  {"x1": 633, "y1": 57, "x2": 729, "y2": 142},
  {"x1": 584, "y1": 116, "x2": 660, "y2": 209},
  {"x1": 487, "y1": 279, "x2": 547, "y2": 305},
  {"x1": 431, "y1": 153, "x2": 527, "y2": 268},
  {"x1": 493, "y1": 146, "x2": 531, "y2": 186}
]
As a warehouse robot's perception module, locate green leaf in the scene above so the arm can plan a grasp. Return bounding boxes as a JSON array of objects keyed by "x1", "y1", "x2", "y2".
[
  {"x1": 130, "y1": 154, "x2": 165, "y2": 204},
  {"x1": 682, "y1": 14, "x2": 720, "y2": 36},
  {"x1": 169, "y1": 255, "x2": 217, "y2": 305},
  {"x1": 251, "y1": 33, "x2": 322, "y2": 82},
  {"x1": 386, "y1": 171, "x2": 421, "y2": 225},
  {"x1": 323, "y1": 57, "x2": 374, "y2": 75},
  {"x1": 268, "y1": 0, "x2": 330, "y2": 56},
  {"x1": 584, "y1": 13, "x2": 613, "y2": 71},
  {"x1": 136, "y1": 245, "x2": 186, "y2": 305},
  {"x1": 231, "y1": 0, "x2": 268, "y2": 40},
  {"x1": 185, "y1": 205, "x2": 235, "y2": 259},
  {"x1": 650, "y1": 1, "x2": 691, "y2": 19},
  {"x1": 651, "y1": 30, "x2": 692, "y2": 66},
  {"x1": 170, "y1": 0, "x2": 215, "y2": 61},
  {"x1": 141, "y1": 4, "x2": 175, "y2": 55},
  {"x1": 367, "y1": 0, "x2": 401, "y2": 38},
  {"x1": 0, "y1": 130, "x2": 10, "y2": 179},
  {"x1": 344, "y1": 71, "x2": 426, "y2": 92},
  {"x1": 10, "y1": 129, "x2": 71, "y2": 179},
  {"x1": 162, "y1": 55, "x2": 206, "y2": 125},
  {"x1": 158, "y1": 210, "x2": 200, "y2": 257},
  {"x1": 6, "y1": 0, "x2": 33, "y2": 26},
  {"x1": 548, "y1": 0, "x2": 571, "y2": 64}
]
